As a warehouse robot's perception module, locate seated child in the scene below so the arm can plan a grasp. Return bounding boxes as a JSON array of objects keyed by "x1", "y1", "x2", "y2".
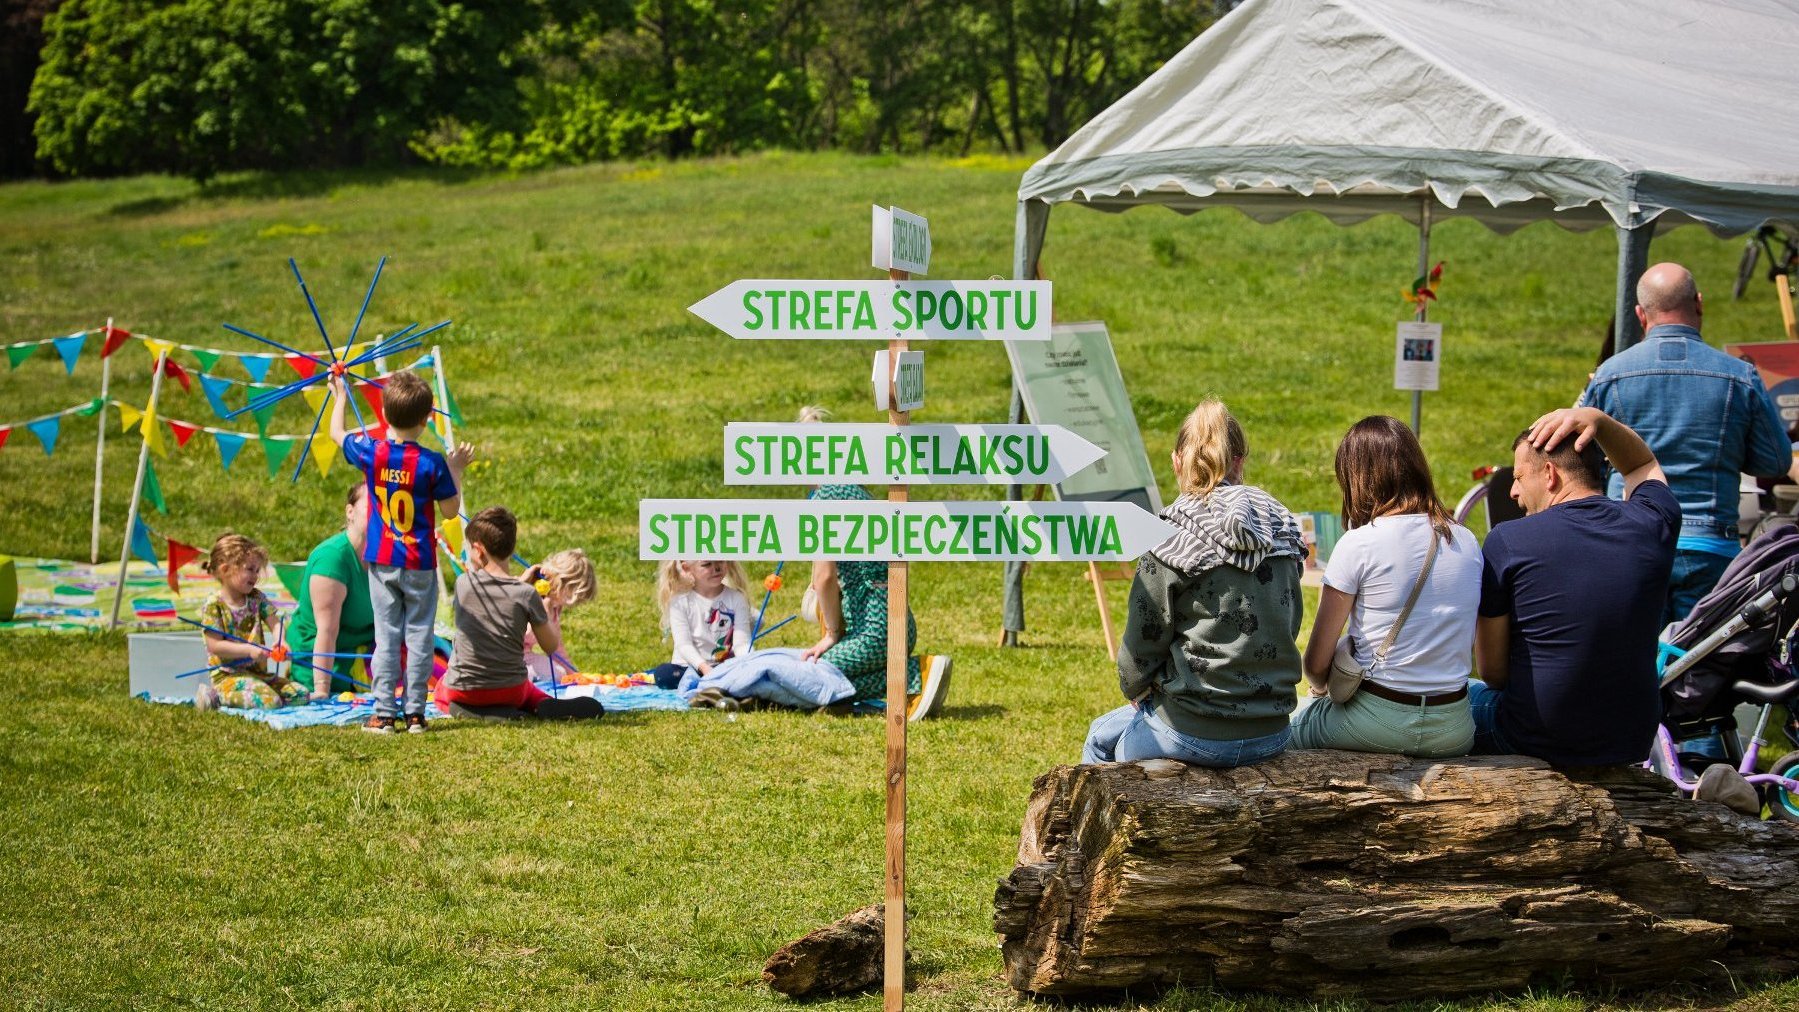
[
  {"x1": 522, "y1": 548, "x2": 597, "y2": 680},
  {"x1": 439, "y1": 507, "x2": 603, "y2": 722},
  {"x1": 193, "y1": 534, "x2": 307, "y2": 711},
  {"x1": 649, "y1": 559, "x2": 754, "y2": 689}
]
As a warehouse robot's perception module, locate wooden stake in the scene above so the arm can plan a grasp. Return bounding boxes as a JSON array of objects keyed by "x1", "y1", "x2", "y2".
[
  {"x1": 1087, "y1": 561, "x2": 1118, "y2": 661},
  {"x1": 109, "y1": 348, "x2": 169, "y2": 629},
  {"x1": 90, "y1": 318, "x2": 113, "y2": 563},
  {"x1": 884, "y1": 267, "x2": 910, "y2": 1012}
]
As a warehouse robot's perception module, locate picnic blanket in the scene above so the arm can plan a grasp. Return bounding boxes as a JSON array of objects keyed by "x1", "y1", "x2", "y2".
[
  {"x1": 1, "y1": 556, "x2": 297, "y2": 631},
  {"x1": 143, "y1": 678, "x2": 692, "y2": 728}
]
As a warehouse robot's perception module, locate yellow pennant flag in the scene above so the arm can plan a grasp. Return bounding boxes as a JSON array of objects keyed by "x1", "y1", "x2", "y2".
[
  {"x1": 141, "y1": 408, "x2": 167, "y2": 458},
  {"x1": 118, "y1": 403, "x2": 142, "y2": 433},
  {"x1": 440, "y1": 515, "x2": 465, "y2": 557},
  {"x1": 310, "y1": 432, "x2": 337, "y2": 478},
  {"x1": 144, "y1": 339, "x2": 176, "y2": 363},
  {"x1": 301, "y1": 386, "x2": 329, "y2": 417}
]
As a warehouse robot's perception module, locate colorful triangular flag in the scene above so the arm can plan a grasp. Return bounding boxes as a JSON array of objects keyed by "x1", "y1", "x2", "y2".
[
  {"x1": 286, "y1": 354, "x2": 317, "y2": 379},
  {"x1": 301, "y1": 386, "x2": 328, "y2": 416},
  {"x1": 191, "y1": 348, "x2": 222, "y2": 373},
  {"x1": 76, "y1": 397, "x2": 104, "y2": 417},
  {"x1": 199, "y1": 374, "x2": 235, "y2": 419},
  {"x1": 25, "y1": 416, "x2": 60, "y2": 455},
  {"x1": 262, "y1": 436, "x2": 294, "y2": 478},
  {"x1": 53, "y1": 333, "x2": 86, "y2": 374},
  {"x1": 251, "y1": 402, "x2": 276, "y2": 437},
  {"x1": 361, "y1": 384, "x2": 386, "y2": 425},
  {"x1": 0, "y1": 427, "x2": 10, "y2": 452},
  {"x1": 309, "y1": 432, "x2": 337, "y2": 478},
  {"x1": 159, "y1": 355, "x2": 192, "y2": 393},
  {"x1": 443, "y1": 378, "x2": 464, "y2": 427},
  {"x1": 6, "y1": 343, "x2": 36, "y2": 369},
  {"x1": 119, "y1": 403, "x2": 143, "y2": 433},
  {"x1": 412, "y1": 352, "x2": 434, "y2": 368},
  {"x1": 214, "y1": 431, "x2": 247, "y2": 471},
  {"x1": 440, "y1": 515, "x2": 465, "y2": 557},
  {"x1": 168, "y1": 420, "x2": 200, "y2": 449},
  {"x1": 144, "y1": 339, "x2": 175, "y2": 364},
  {"x1": 240, "y1": 354, "x2": 275, "y2": 383},
  {"x1": 143, "y1": 458, "x2": 167, "y2": 515},
  {"x1": 140, "y1": 406, "x2": 167, "y2": 458},
  {"x1": 167, "y1": 539, "x2": 202, "y2": 592},
  {"x1": 102, "y1": 325, "x2": 132, "y2": 358},
  {"x1": 129, "y1": 518, "x2": 159, "y2": 567}
]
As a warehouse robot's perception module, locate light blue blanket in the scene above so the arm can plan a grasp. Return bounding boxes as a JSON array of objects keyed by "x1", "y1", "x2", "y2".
[{"x1": 684, "y1": 648, "x2": 855, "y2": 708}]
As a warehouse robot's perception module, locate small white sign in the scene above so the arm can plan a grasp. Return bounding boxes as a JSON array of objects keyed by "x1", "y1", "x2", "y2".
[
  {"x1": 688, "y1": 280, "x2": 1051, "y2": 342},
  {"x1": 721, "y1": 422, "x2": 1107, "y2": 486},
  {"x1": 1394, "y1": 321, "x2": 1442, "y2": 392},
  {"x1": 638, "y1": 498, "x2": 1175, "y2": 562},
  {"x1": 872, "y1": 205, "x2": 930, "y2": 275},
  {"x1": 872, "y1": 350, "x2": 925, "y2": 412}
]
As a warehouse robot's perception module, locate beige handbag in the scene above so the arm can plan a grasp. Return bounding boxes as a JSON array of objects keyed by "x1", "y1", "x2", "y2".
[{"x1": 1326, "y1": 532, "x2": 1440, "y2": 704}]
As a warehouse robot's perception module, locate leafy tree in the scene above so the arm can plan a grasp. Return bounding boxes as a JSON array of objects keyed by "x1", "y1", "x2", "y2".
[{"x1": 1, "y1": 0, "x2": 60, "y2": 178}]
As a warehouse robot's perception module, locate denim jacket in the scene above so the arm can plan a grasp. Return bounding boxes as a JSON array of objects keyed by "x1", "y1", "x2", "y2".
[{"x1": 1579, "y1": 324, "x2": 1790, "y2": 537}]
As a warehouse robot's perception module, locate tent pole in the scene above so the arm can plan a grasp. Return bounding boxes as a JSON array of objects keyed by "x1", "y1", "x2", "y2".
[
  {"x1": 1613, "y1": 216, "x2": 1657, "y2": 352},
  {"x1": 1003, "y1": 199, "x2": 1050, "y2": 646},
  {"x1": 1413, "y1": 198, "x2": 1432, "y2": 434},
  {"x1": 110, "y1": 349, "x2": 169, "y2": 629}
]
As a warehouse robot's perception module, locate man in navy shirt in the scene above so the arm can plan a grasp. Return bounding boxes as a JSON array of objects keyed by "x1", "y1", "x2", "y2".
[{"x1": 1472, "y1": 407, "x2": 1678, "y2": 766}]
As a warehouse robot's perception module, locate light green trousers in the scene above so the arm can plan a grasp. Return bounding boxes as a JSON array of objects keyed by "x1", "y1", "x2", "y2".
[{"x1": 1289, "y1": 686, "x2": 1474, "y2": 758}]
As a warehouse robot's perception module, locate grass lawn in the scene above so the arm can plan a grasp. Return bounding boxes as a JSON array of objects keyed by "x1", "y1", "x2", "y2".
[{"x1": 2, "y1": 152, "x2": 1796, "y2": 1010}]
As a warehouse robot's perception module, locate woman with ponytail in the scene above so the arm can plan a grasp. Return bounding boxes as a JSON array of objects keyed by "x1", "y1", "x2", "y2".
[
  {"x1": 1292, "y1": 415, "x2": 1479, "y2": 757},
  {"x1": 1083, "y1": 400, "x2": 1307, "y2": 768}
]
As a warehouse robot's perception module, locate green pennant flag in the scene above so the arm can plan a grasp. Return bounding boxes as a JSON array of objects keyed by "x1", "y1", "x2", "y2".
[
  {"x1": 443, "y1": 378, "x2": 464, "y2": 427},
  {"x1": 252, "y1": 402, "x2": 276, "y2": 438},
  {"x1": 143, "y1": 458, "x2": 168, "y2": 515},
  {"x1": 262, "y1": 436, "x2": 294, "y2": 478},
  {"x1": 6, "y1": 343, "x2": 37, "y2": 369},
  {"x1": 191, "y1": 348, "x2": 222, "y2": 373},
  {"x1": 76, "y1": 397, "x2": 105, "y2": 417}
]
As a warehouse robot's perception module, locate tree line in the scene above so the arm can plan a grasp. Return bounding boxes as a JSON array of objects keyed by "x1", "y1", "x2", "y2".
[{"x1": 9, "y1": 0, "x2": 1227, "y2": 181}]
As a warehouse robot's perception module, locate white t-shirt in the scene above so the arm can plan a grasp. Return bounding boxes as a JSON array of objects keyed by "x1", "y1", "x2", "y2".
[
  {"x1": 1323, "y1": 514, "x2": 1482, "y2": 694},
  {"x1": 667, "y1": 587, "x2": 753, "y2": 670}
]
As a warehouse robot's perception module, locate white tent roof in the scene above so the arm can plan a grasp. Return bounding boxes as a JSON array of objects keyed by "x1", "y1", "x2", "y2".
[{"x1": 1018, "y1": 0, "x2": 1799, "y2": 236}]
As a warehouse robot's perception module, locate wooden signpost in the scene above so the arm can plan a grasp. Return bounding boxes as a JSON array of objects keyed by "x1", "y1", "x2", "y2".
[{"x1": 673, "y1": 208, "x2": 1171, "y2": 1009}]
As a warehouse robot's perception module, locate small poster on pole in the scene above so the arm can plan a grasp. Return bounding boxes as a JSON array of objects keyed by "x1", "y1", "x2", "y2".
[{"x1": 1394, "y1": 321, "x2": 1442, "y2": 392}]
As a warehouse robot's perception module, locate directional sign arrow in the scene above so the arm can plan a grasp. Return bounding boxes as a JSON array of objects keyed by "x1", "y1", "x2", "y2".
[
  {"x1": 638, "y1": 499, "x2": 1174, "y2": 562},
  {"x1": 687, "y1": 280, "x2": 1052, "y2": 341},
  {"x1": 722, "y1": 423, "x2": 1108, "y2": 486}
]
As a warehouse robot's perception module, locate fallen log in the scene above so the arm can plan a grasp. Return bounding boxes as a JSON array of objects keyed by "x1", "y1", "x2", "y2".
[
  {"x1": 993, "y1": 752, "x2": 1799, "y2": 1001},
  {"x1": 764, "y1": 903, "x2": 887, "y2": 998}
]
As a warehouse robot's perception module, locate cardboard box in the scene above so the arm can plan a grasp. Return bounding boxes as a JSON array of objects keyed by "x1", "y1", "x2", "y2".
[{"x1": 128, "y1": 631, "x2": 210, "y2": 701}]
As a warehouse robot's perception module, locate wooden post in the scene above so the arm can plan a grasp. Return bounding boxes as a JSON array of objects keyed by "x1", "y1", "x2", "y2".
[
  {"x1": 90, "y1": 318, "x2": 113, "y2": 563},
  {"x1": 1777, "y1": 273, "x2": 1799, "y2": 342},
  {"x1": 1087, "y1": 562, "x2": 1118, "y2": 661},
  {"x1": 884, "y1": 266, "x2": 910, "y2": 1012},
  {"x1": 109, "y1": 348, "x2": 169, "y2": 629}
]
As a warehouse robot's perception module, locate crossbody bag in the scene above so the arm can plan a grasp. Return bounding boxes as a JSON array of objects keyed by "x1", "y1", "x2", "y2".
[{"x1": 1326, "y1": 530, "x2": 1440, "y2": 705}]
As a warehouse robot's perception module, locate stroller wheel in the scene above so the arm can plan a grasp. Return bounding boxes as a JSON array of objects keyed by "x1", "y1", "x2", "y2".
[{"x1": 1768, "y1": 751, "x2": 1799, "y2": 823}]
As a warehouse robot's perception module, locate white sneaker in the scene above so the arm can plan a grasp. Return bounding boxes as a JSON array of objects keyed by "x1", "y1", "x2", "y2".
[
  {"x1": 907, "y1": 655, "x2": 952, "y2": 722},
  {"x1": 194, "y1": 682, "x2": 221, "y2": 713}
]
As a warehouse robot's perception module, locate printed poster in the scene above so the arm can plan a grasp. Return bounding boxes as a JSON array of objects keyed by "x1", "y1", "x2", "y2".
[{"x1": 1394, "y1": 321, "x2": 1441, "y2": 392}]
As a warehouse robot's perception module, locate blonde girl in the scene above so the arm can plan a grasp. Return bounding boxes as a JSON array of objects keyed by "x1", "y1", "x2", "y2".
[
  {"x1": 649, "y1": 559, "x2": 754, "y2": 686},
  {"x1": 523, "y1": 548, "x2": 598, "y2": 678},
  {"x1": 193, "y1": 534, "x2": 307, "y2": 711}
]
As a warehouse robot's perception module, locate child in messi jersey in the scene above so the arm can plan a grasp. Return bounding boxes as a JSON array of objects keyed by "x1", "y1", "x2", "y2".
[{"x1": 329, "y1": 370, "x2": 473, "y2": 734}]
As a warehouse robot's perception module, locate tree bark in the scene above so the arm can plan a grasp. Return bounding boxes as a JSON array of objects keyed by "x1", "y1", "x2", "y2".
[
  {"x1": 764, "y1": 903, "x2": 888, "y2": 998},
  {"x1": 993, "y1": 753, "x2": 1799, "y2": 1001}
]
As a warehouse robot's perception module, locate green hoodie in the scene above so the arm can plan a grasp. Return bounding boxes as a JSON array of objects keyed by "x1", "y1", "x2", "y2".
[{"x1": 1116, "y1": 486, "x2": 1305, "y2": 741}]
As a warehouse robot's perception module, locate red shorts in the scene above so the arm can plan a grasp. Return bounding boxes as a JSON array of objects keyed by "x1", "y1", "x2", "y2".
[{"x1": 437, "y1": 681, "x2": 551, "y2": 714}]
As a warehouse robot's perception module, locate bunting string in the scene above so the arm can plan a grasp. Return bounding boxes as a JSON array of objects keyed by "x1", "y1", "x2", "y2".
[{"x1": 4, "y1": 324, "x2": 436, "y2": 381}]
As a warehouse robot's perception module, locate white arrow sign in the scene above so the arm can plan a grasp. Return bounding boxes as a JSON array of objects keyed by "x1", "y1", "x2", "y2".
[
  {"x1": 722, "y1": 423, "x2": 1108, "y2": 486},
  {"x1": 688, "y1": 280, "x2": 1052, "y2": 341},
  {"x1": 871, "y1": 350, "x2": 924, "y2": 412},
  {"x1": 872, "y1": 205, "x2": 930, "y2": 275},
  {"x1": 639, "y1": 499, "x2": 1173, "y2": 562}
]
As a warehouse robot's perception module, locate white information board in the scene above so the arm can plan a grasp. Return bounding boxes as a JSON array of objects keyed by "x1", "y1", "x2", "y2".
[{"x1": 1394, "y1": 321, "x2": 1442, "y2": 392}]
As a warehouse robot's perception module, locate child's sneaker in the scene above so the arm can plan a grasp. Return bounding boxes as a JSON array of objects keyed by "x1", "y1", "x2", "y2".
[
  {"x1": 907, "y1": 654, "x2": 953, "y2": 722},
  {"x1": 194, "y1": 682, "x2": 221, "y2": 713},
  {"x1": 404, "y1": 713, "x2": 429, "y2": 734},
  {"x1": 363, "y1": 714, "x2": 397, "y2": 735}
]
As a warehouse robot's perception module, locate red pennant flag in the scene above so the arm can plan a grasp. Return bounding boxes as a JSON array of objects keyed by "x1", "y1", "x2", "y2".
[
  {"x1": 168, "y1": 420, "x2": 201, "y2": 448},
  {"x1": 166, "y1": 539, "x2": 203, "y2": 592},
  {"x1": 159, "y1": 355, "x2": 193, "y2": 393},
  {"x1": 0, "y1": 427, "x2": 10, "y2": 452},
  {"x1": 286, "y1": 354, "x2": 317, "y2": 379},
  {"x1": 102, "y1": 325, "x2": 133, "y2": 358},
  {"x1": 361, "y1": 383, "x2": 386, "y2": 425}
]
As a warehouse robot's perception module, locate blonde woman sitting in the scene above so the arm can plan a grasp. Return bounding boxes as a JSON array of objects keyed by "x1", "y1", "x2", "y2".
[
  {"x1": 1293, "y1": 416, "x2": 1479, "y2": 758},
  {"x1": 1083, "y1": 400, "x2": 1306, "y2": 768}
]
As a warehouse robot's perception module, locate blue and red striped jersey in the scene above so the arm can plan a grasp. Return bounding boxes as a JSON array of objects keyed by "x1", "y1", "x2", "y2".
[{"x1": 342, "y1": 433, "x2": 458, "y2": 570}]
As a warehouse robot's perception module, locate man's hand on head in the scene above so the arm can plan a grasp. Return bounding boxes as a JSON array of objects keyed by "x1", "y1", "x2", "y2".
[{"x1": 1527, "y1": 407, "x2": 1603, "y2": 455}]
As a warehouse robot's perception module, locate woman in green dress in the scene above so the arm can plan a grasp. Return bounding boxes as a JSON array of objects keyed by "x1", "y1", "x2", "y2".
[{"x1": 288, "y1": 484, "x2": 377, "y2": 697}]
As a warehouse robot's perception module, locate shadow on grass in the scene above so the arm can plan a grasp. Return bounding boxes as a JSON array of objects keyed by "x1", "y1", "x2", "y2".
[
  {"x1": 939, "y1": 703, "x2": 1007, "y2": 721},
  {"x1": 105, "y1": 165, "x2": 492, "y2": 217}
]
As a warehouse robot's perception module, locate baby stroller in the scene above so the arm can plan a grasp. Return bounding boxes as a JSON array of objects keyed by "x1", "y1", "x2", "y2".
[{"x1": 1655, "y1": 524, "x2": 1799, "y2": 818}]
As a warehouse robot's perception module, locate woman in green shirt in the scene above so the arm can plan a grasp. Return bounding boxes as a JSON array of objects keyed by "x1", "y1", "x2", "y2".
[{"x1": 289, "y1": 484, "x2": 376, "y2": 696}]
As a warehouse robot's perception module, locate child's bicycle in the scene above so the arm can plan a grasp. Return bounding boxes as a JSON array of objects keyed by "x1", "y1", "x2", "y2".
[{"x1": 1451, "y1": 464, "x2": 1523, "y2": 536}]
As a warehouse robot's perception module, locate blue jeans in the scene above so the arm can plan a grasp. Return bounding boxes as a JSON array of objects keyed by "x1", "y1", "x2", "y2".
[
  {"x1": 367, "y1": 564, "x2": 439, "y2": 718},
  {"x1": 1467, "y1": 680, "x2": 1520, "y2": 755},
  {"x1": 1083, "y1": 702, "x2": 1290, "y2": 768},
  {"x1": 1666, "y1": 549, "x2": 1732, "y2": 628}
]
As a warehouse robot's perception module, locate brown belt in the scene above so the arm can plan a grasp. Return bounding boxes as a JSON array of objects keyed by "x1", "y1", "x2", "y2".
[{"x1": 1357, "y1": 680, "x2": 1468, "y2": 707}]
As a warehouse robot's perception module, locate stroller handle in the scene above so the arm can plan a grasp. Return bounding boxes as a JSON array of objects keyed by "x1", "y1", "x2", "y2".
[{"x1": 1660, "y1": 573, "x2": 1799, "y2": 689}]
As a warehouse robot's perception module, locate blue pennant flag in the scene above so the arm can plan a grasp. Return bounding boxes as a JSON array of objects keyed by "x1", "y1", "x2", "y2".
[
  {"x1": 240, "y1": 354, "x2": 275, "y2": 383},
  {"x1": 410, "y1": 352, "x2": 433, "y2": 369},
  {"x1": 129, "y1": 517, "x2": 160, "y2": 567},
  {"x1": 214, "y1": 431, "x2": 246, "y2": 471},
  {"x1": 199, "y1": 374, "x2": 235, "y2": 419},
  {"x1": 53, "y1": 333, "x2": 86, "y2": 374},
  {"x1": 26, "y1": 415, "x2": 60, "y2": 455}
]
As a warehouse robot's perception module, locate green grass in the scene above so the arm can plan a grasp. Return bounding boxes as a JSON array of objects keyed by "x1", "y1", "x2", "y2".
[{"x1": 2, "y1": 152, "x2": 1795, "y2": 1009}]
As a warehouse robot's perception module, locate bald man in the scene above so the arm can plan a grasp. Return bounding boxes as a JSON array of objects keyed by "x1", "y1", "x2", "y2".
[{"x1": 1579, "y1": 262, "x2": 1790, "y2": 624}]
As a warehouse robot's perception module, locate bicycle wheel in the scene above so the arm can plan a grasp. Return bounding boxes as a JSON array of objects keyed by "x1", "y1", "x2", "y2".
[
  {"x1": 1768, "y1": 750, "x2": 1799, "y2": 822},
  {"x1": 1735, "y1": 237, "x2": 1762, "y2": 300}
]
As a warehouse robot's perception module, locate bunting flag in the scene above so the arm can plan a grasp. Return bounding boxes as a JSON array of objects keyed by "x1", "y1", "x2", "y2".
[
  {"x1": 0, "y1": 427, "x2": 10, "y2": 452},
  {"x1": 159, "y1": 355, "x2": 193, "y2": 393},
  {"x1": 309, "y1": 432, "x2": 337, "y2": 477},
  {"x1": 213, "y1": 431, "x2": 247, "y2": 471},
  {"x1": 76, "y1": 397, "x2": 104, "y2": 417},
  {"x1": 142, "y1": 458, "x2": 167, "y2": 515},
  {"x1": 168, "y1": 420, "x2": 201, "y2": 449},
  {"x1": 6, "y1": 343, "x2": 36, "y2": 369},
  {"x1": 251, "y1": 402, "x2": 276, "y2": 437},
  {"x1": 360, "y1": 384, "x2": 385, "y2": 425},
  {"x1": 166, "y1": 539, "x2": 203, "y2": 592},
  {"x1": 240, "y1": 354, "x2": 275, "y2": 383},
  {"x1": 444, "y1": 378, "x2": 464, "y2": 427},
  {"x1": 119, "y1": 403, "x2": 143, "y2": 433},
  {"x1": 285, "y1": 354, "x2": 317, "y2": 379},
  {"x1": 25, "y1": 416, "x2": 60, "y2": 455},
  {"x1": 262, "y1": 436, "x2": 294, "y2": 478},
  {"x1": 144, "y1": 339, "x2": 176, "y2": 364},
  {"x1": 129, "y1": 518, "x2": 159, "y2": 567},
  {"x1": 102, "y1": 325, "x2": 132, "y2": 358},
  {"x1": 412, "y1": 352, "x2": 434, "y2": 368},
  {"x1": 301, "y1": 386, "x2": 329, "y2": 417},
  {"x1": 199, "y1": 374, "x2": 235, "y2": 419},
  {"x1": 440, "y1": 515, "x2": 465, "y2": 557},
  {"x1": 53, "y1": 333, "x2": 86, "y2": 374},
  {"x1": 141, "y1": 406, "x2": 167, "y2": 458},
  {"x1": 191, "y1": 348, "x2": 222, "y2": 373}
]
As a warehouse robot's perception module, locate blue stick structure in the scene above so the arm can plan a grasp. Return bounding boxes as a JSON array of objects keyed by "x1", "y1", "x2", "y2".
[
  {"x1": 751, "y1": 561, "x2": 786, "y2": 640},
  {"x1": 288, "y1": 258, "x2": 337, "y2": 360},
  {"x1": 752, "y1": 614, "x2": 796, "y2": 644},
  {"x1": 175, "y1": 616, "x2": 343, "y2": 683},
  {"x1": 289, "y1": 392, "x2": 332, "y2": 482},
  {"x1": 346, "y1": 256, "x2": 387, "y2": 348},
  {"x1": 221, "y1": 323, "x2": 333, "y2": 371}
]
